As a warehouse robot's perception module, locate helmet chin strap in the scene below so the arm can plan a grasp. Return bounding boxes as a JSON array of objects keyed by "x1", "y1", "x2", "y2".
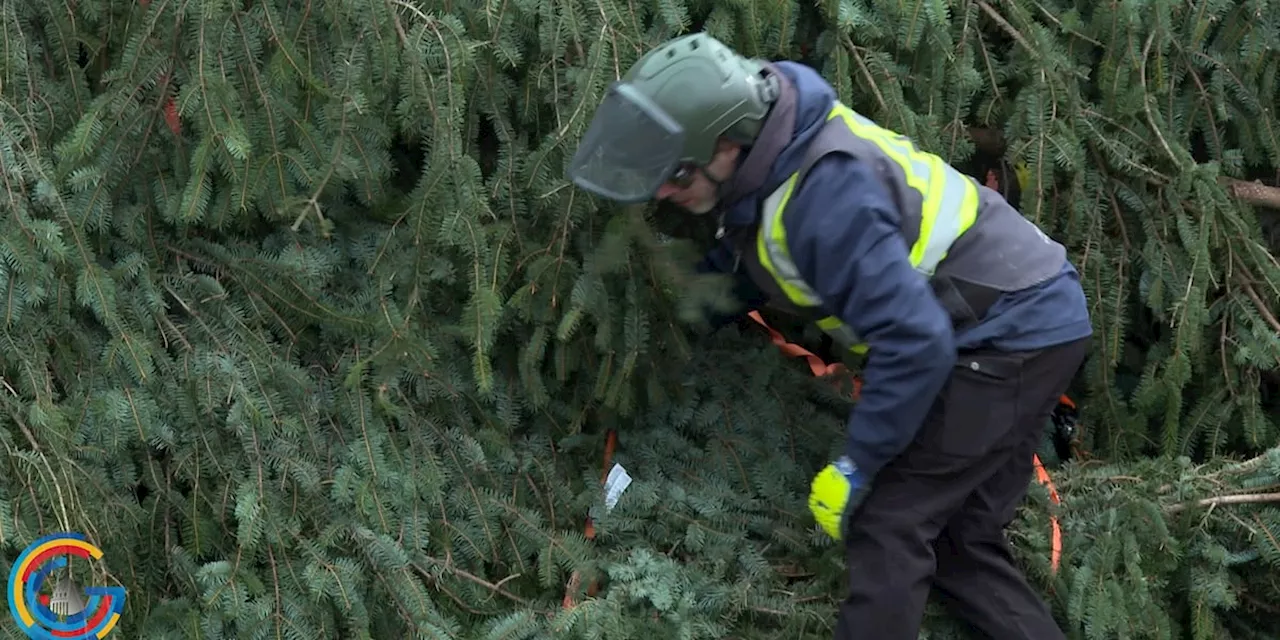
[
  {"x1": 691, "y1": 165, "x2": 732, "y2": 225},
  {"x1": 709, "y1": 169, "x2": 734, "y2": 236},
  {"x1": 704, "y1": 167, "x2": 729, "y2": 195},
  {"x1": 703, "y1": 146, "x2": 748, "y2": 229}
]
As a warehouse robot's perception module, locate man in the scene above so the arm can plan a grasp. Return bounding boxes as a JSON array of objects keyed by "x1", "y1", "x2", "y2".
[{"x1": 566, "y1": 32, "x2": 1093, "y2": 639}]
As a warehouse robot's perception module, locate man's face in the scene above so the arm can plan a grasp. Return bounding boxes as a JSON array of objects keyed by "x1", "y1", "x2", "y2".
[{"x1": 654, "y1": 141, "x2": 740, "y2": 214}]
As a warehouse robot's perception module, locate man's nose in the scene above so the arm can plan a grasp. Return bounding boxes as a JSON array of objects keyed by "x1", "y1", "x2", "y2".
[{"x1": 655, "y1": 183, "x2": 681, "y2": 200}]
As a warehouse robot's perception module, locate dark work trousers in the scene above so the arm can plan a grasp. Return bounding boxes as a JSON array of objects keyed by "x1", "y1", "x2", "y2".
[{"x1": 833, "y1": 336, "x2": 1091, "y2": 640}]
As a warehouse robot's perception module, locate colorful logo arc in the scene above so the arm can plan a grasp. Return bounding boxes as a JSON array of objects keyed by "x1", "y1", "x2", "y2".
[{"x1": 7, "y1": 532, "x2": 126, "y2": 640}]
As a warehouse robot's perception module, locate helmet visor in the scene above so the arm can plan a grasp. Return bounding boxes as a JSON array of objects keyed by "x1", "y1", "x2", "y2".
[{"x1": 567, "y1": 82, "x2": 686, "y2": 203}]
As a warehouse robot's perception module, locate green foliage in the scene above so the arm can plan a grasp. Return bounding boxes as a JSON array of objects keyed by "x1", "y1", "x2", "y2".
[{"x1": 0, "y1": 0, "x2": 1277, "y2": 638}]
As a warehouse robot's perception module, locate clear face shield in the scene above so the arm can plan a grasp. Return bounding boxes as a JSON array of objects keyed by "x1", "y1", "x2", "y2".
[{"x1": 567, "y1": 82, "x2": 687, "y2": 204}]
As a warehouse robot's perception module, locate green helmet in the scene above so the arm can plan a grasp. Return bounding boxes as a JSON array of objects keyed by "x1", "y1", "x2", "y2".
[{"x1": 567, "y1": 33, "x2": 776, "y2": 203}]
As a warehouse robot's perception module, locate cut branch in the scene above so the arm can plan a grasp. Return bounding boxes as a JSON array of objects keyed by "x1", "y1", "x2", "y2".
[
  {"x1": 1225, "y1": 178, "x2": 1280, "y2": 210},
  {"x1": 1166, "y1": 491, "x2": 1280, "y2": 514}
]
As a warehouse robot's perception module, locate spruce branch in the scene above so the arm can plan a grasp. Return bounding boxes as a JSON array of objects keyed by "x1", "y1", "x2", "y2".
[
  {"x1": 973, "y1": 0, "x2": 1033, "y2": 57},
  {"x1": 839, "y1": 35, "x2": 887, "y2": 114},
  {"x1": 1223, "y1": 449, "x2": 1280, "y2": 475},
  {"x1": 1234, "y1": 271, "x2": 1280, "y2": 339},
  {"x1": 414, "y1": 556, "x2": 528, "y2": 604},
  {"x1": 969, "y1": 127, "x2": 1280, "y2": 210},
  {"x1": 1139, "y1": 31, "x2": 1182, "y2": 170},
  {"x1": 1027, "y1": 0, "x2": 1101, "y2": 46},
  {"x1": 1229, "y1": 258, "x2": 1280, "y2": 363}
]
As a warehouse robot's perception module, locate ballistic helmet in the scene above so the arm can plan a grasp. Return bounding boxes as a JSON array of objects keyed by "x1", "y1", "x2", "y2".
[{"x1": 566, "y1": 33, "x2": 776, "y2": 203}]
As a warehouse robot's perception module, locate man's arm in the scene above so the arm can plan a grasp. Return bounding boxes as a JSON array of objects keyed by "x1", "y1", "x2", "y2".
[
  {"x1": 696, "y1": 241, "x2": 768, "y2": 329},
  {"x1": 783, "y1": 153, "x2": 957, "y2": 478}
]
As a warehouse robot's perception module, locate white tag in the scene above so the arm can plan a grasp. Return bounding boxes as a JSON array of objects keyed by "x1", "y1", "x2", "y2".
[{"x1": 602, "y1": 463, "x2": 632, "y2": 511}]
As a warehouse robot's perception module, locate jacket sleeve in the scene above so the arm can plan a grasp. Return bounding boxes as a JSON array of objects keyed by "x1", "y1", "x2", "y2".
[
  {"x1": 695, "y1": 241, "x2": 768, "y2": 329},
  {"x1": 781, "y1": 153, "x2": 957, "y2": 478}
]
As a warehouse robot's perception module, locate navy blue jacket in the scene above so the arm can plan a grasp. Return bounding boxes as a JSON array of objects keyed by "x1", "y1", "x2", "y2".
[{"x1": 698, "y1": 61, "x2": 1093, "y2": 478}]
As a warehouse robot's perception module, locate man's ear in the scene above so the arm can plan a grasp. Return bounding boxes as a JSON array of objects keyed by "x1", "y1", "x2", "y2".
[
  {"x1": 715, "y1": 138, "x2": 740, "y2": 153},
  {"x1": 711, "y1": 138, "x2": 744, "y2": 168}
]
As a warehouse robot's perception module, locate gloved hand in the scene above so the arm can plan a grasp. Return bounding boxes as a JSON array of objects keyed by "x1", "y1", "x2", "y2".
[{"x1": 808, "y1": 455, "x2": 867, "y2": 541}]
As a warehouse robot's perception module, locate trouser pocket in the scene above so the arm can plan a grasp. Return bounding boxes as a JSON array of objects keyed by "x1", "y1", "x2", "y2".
[{"x1": 933, "y1": 352, "x2": 1026, "y2": 458}]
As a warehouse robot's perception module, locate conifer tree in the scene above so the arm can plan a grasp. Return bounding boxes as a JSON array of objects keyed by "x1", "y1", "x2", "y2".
[{"x1": 0, "y1": 0, "x2": 1276, "y2": 638}]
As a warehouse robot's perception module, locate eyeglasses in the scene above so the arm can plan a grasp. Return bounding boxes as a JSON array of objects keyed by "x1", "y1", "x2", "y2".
[{"x1": 667, "y1": 163, "x2": 698, "y2": 189}]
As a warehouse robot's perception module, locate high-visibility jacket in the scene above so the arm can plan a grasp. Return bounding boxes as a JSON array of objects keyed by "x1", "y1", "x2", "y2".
[
  {"x1": 726, "y1": 100, "x2": 1067, "y2": 357},
  {"x1": 703, "y1": 60, "x2": 1090, "y2": 480}
]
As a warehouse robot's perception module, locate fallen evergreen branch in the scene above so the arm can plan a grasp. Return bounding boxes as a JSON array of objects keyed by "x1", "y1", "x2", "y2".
[{"x1": 1007, "y1": 446, "x2": 1280, "y2": 639}]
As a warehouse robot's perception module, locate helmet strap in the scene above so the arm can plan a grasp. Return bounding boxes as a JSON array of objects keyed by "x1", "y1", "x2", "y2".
[{"x1": 696, "y1": 157, "x2": 737, "y2": 202}]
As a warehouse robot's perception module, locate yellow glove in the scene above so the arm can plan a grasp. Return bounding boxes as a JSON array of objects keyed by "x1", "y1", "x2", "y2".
[
  {"x1": 1014, "y1": 161, "x2": 1032, "y2": 194},
  {"x1": 808, "y1": 456, "x2": 866, "y2": 541}
]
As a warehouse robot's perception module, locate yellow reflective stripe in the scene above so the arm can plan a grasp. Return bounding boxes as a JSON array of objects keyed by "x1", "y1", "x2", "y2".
[
  {"x1": 757, "y1": 185, "x2": 870, "y2": 354},
  {"x1": 757, "y1": 102, "x2": 979, "y2": 356},
  {"x1": 827, "y1": 104, "x2": 979, "y2": 275},
  {"x1": 816, "y1": 316, "x2": 841, "y2": 330},
  {"x1": 817, "y1": 316, "x2": 869, "y2": 355},
  {"x1": 756, "y1": 173, "x2": 821, "y2": 306}
]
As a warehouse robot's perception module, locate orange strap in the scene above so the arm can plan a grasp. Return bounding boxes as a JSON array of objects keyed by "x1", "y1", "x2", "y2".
[
  {"x1": 747, "y1": 311, "x2": 1063, "y2": 574},
  {"x1": 562, "y1": 429, "x2": 617, "y2": 609},
  {"x1": 1031, "y1": 453, "x2": 1062, "y2": 573}
]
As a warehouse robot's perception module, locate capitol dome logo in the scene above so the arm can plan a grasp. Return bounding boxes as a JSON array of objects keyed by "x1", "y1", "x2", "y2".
[{"x1": 7, "y1": 532, "x2": 126, "y2": 639}]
